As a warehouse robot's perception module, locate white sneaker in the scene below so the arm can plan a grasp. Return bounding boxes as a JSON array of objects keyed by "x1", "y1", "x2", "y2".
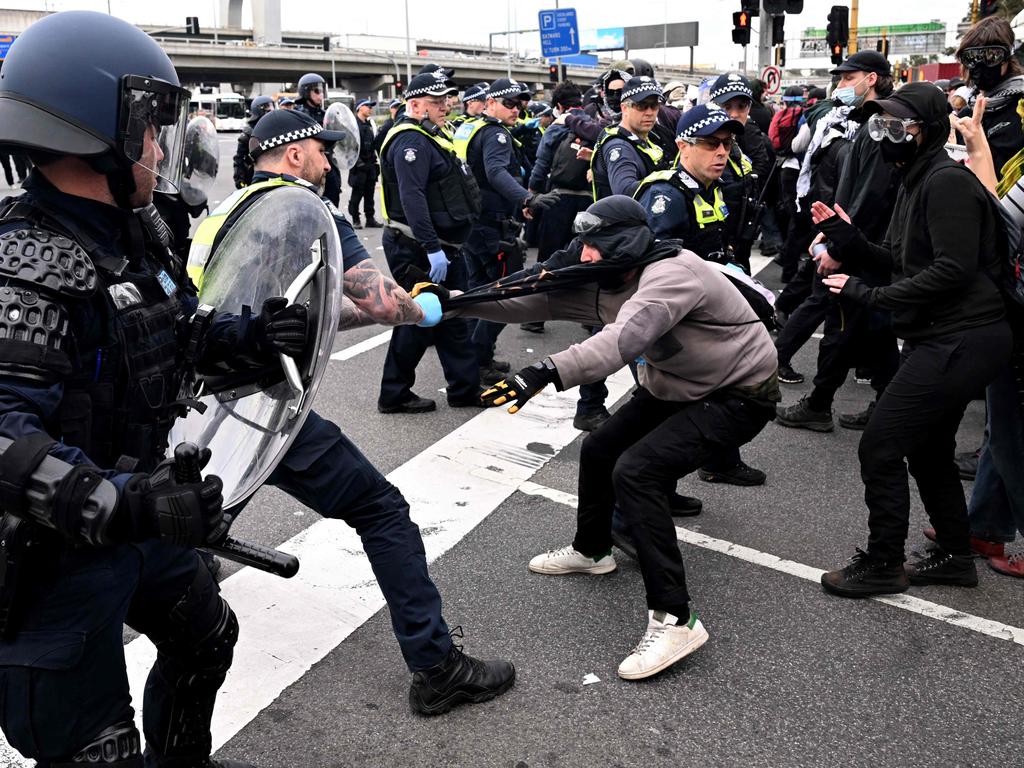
[
  {"x1": 528, "y1": 545, "x2": 617, "y2": 575},
  {"x1": 617, "y1": 610, "x2": 709, "y2": 680}
]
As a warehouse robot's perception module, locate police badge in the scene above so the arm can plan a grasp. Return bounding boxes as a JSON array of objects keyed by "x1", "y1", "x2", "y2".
[
  {"x1": 651, "y1": 194, "x2": 670, "y2": 215},
  {"x1": 404, "y1": 148, "x2": 417, "y2": 162},
  {"x1": 609, "y1": 147, "x2": 621, "y2": 162},
  {"x1": 497, "y1": 132, "x2": 508, "y2": 144}
]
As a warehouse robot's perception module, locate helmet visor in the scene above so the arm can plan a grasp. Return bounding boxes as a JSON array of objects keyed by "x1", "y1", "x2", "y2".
[
  {"x1": 573, "y1": 211, "x2": 607, "y2": 237},
  {"x1": 120, "y1": 75, "x2": 190, "y2": 194}
]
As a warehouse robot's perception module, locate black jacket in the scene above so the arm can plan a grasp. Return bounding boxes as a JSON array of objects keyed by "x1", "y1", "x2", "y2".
[
  {"x1": 737, "y1": 121, "x2": 771, "y2": 191},
  {"x1": 826, "y1": 84, "x2": 1005, "y2": 340}
]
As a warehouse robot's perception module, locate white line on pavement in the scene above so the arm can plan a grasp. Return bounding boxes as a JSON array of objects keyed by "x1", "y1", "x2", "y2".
[
  {"x1": 329, "y1": 329, "x2": 392, "y2": 361},
  {"x1": 518, "y1": 483, "x2": 1024, "y2": 648}
]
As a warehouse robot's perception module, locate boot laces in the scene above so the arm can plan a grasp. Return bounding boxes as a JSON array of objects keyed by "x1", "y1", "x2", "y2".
[
  {"x1": 913, "y1": 547, "x2": 950, "y2": 571},
  {"x1": 632, "y1": 623, "x2": 669, "y2": 655}
]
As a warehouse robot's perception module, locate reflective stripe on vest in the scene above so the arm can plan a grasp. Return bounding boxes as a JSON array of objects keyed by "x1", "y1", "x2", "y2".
[
  {"x1": 452, "y1": 117, "x2": 486, "y2": 162},
  {"x1": 187, "y1": 176, "x2": 298, "y2": 289},
  {"x1": 693, "y1": 186, "x2": 728, "y2": 229},
  {"x1": 378, "y1": 121, "x2": 459, "y2": 221}
]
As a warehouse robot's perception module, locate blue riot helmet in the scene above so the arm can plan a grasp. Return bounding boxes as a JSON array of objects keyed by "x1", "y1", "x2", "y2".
[
  {"x1": 297, "y1": 73, "x2": 327, "y2": 102},
  {"x1": 249, "y1": 95, "x2": 275, "y2": 117},
  {"x1": 0, "y1": 11, "x2": 190, "y2": 205}
]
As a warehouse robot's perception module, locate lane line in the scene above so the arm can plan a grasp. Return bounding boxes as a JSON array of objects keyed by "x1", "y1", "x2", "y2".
[
  {"x1": 518, "y1": 483, "x2": 1024, "y2": 648},
  {"x1": 329, "y1": 329, "x2": 392, "y2": 361}
]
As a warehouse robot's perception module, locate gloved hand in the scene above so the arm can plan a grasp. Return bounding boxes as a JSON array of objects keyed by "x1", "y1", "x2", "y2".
[
  {"x1": 525, "y1": 191, "x2": 560, "y2": 213},
  {"x1": 122, "y1": 452, "x2": 229, "y2": 547},
  {"x1": 481, "y1": 359, "x2": 561, "y2": 414},
  {"x1": 410, "y1": 281, "x2": 451, "y2": 303},
  {"x1": 414, "y1": 293, "x2": 443, "y2": 327},
  {"x1": 426, "y1": 249, "x2": 449, "y2": 283},
  {"x1": 235, "y1": 181, "x2": 247, "y2": 189},
  {"x1": 253, "y1": 297, "x2": 309, "y2": 358}
]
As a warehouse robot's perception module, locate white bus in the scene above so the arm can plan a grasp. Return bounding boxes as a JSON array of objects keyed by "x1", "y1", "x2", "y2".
[{"x1": 189, "y1": 91, "x2": 247, "y2": 131}]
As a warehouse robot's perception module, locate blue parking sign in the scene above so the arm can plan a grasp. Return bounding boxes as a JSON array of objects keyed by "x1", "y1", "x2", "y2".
[
  {"x1": 538, "y1": 8, "x2": 580, "y2": 58},
  {"x1": 0, "y1": 34, "x2": 16, "y2": 60}
]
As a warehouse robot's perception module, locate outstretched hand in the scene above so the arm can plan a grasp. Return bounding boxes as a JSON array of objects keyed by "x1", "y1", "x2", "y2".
[
  {"x1": 810, "y1": 201, "x2": 852, "y2": 226},
  {"x1": 951, "y1": 95, "x2": 988, "y2": 150}
]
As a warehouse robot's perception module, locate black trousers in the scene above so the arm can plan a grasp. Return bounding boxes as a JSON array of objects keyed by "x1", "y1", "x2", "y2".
[
  {"x1": 808, "y1": 295, "x2": 900, "y2": 412},
  {"x1": 860, "y1": 322, "x2": 1013, "y2": 563},
  {"x1": 538, "y1": 193, "x2": 591, "y2": 262},
  {"x1": 780, "y1": 182, "x2": 814, "y2": 282},
  {"x1": 775, "y1": 254, "x2": 815, "y2": 315},
  {"x1": 573, "y1": 388, "x2": 774, "y2": 611},
  {"x1": 775, "y1": 270, "x2": 829, "y2": 366},
  {"x1": 347, "y1": 167, "x2": 378, "y2": 221}
]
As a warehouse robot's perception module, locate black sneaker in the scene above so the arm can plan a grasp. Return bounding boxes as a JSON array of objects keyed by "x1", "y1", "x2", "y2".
[
  {"x1": 906, "y1": 547, "x2": 978, "y2": 587},
  {"x1": 955, "y1": 449, "x2": 979, "y2": 481},
  {"x1": 573, "y1": 410, "x2": 610, "y2": 432},
  {"x1": 519, "y1": 321, "x2": 546, "y2": 333},
  {"x1": 490, "y1": 359, "x2": 512, "y2": 373},
  {"x1": 776, "y1": 397, "x2": 834, "y2": 432},
  {"x1": 838, "y1": 401, "x2": 875, "y2": 431},
  {"x1": 365, "y1": 218, "x2": 383, "y2": 228},
  {"x1": 351, "y1": 216, "x2": 363, "y2": 229},
  {"x1": 377, "y1": 395, "x2": 437, "y2": 414},
  {"x1": 409, "y1": 630, "x2": 515, "y2": 716},
  {"x1": 479, "y1": 366, "x2": 506, "y2": 386},
  {"x1": 697, "y1": 461, "x2": 765, "y2": 487},
  {"x1": 448, "y1": 389, "x2": 486, "y2": 408},
  {"x1": 777, "y1": 364, "x2": 805, "y2": 385},
  {"x1": 669, "y1": 492, "x2": 702, "y2": 517},
  {"x1": 821, "y1": 549, "x2": 909, "y2": 598}
]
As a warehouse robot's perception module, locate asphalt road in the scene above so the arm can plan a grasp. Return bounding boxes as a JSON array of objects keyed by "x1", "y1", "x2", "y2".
[{"x1": 0, "y1": 133, "x2": 1020, "y2": 768}]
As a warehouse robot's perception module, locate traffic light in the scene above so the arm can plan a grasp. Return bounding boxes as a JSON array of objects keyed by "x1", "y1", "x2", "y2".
[
  {"x1": 549, "y1": 64, "x2": 559, "y2": 82},
  {"x1": 775, "y1": 45, "x2": 786, "y2": 67},
  {"x1": 322, "y1": 36, "x2": 330, "y2": 52},
  {"x1": 185, "y1": 16, "x2": 200, "y2": 36},
  {"x1": 876, "y1": 37, "x2": 889, "y2": 58},
  {"x1": 830, "y1": 42, "x2": 844, "y2": 65},
  {"x1": 980, "y1": 0, "x2": 1000, "y2": 18},
  {"x1": 741, "y1": 0, "x2": 760, "y2": 17},
  {"x1": 772, "y1": 15, "x2": 786, "y2": 46},
  {"x1": 827, "y1": 5, "x2": 849, "y2": 49},
  {"x1": 732, "y1": 11, "x2": 752, "y2": 46},
  {"x1": 764, "y1": 0, "x2": 787, "y2": 13},
  {"x1": 786, "y1": 0, "x2": 804, "y2": 11}
]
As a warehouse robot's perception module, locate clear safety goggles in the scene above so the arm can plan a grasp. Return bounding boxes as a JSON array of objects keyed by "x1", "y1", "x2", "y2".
[
  {"x1": 573, "y1": 211, "x2": 608, "y2": 236},
  {"x1": 120, "y1": 74, "x2": 191, "y2": 194},
  {"x1": 867, "y1": 113, "x2": 920, "y2": 144},
  {"x1": 958, "y1": 45, "x2": 1011, "y2": 69}
]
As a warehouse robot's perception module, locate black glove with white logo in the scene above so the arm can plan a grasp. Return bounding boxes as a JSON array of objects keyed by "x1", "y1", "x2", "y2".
[{"x1": 481, "y1": 358, "x2": 561, "y2": 414}]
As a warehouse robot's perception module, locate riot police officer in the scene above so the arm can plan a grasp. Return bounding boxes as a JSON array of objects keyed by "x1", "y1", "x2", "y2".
[
  {"x1": 450, "y1": 82, "x2": 488, "y2": 129},
  {"x1": 590, "y1": 76, "x2": 669, "y2": 200},
  {"x1": 376, "y1": 71, "x2": 484, "y2": 413},
  {"x1": 232, "y1": 94, "x2": 275, "y2": 189},
  {"x1": 453, "y1": 77, "x2": 557, "y2": 377},
  {"x1": 635, "y1": 103, "x2": 768, "y2": 488},
  {"x1": 293, "y1": 72, "x2": 342, "y2": 205},
  {"x1": 0, "y1": 11, "x2": 296, "y2": 766},
  {"x1": 348, "y1": 98, "x2": 381, "y2": 228}
]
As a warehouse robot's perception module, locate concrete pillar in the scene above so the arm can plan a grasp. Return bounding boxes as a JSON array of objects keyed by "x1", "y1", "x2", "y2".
[{"x1": 252, "y1": 0, "x2": 282, "y2": 45}]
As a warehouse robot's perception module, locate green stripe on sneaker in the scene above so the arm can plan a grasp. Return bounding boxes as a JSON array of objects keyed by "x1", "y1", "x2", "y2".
[{"x1": 686, "y1": 612, "x2": 697, "y2": 629}]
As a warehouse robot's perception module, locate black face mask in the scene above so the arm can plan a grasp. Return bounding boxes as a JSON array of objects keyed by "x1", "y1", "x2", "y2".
[
  {"x1": 605, "y1": 89, "x2": 622, "y2": 112},
  {"x1": 970, "y1": 63, "x2": 1005, "y2": 92},
  {"x1": 878, "y1": 137, "x2": 918, "y2": 166}
]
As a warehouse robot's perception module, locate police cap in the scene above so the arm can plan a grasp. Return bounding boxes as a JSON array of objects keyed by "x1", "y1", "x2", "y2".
[{"x1": 249, "y1": 108, "x2": 346, "y2": 159}]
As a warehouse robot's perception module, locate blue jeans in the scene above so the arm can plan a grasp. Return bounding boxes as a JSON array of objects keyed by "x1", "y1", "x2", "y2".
[{"x1": 967, "y1": 365, "x2": 1024, "y2": 542}]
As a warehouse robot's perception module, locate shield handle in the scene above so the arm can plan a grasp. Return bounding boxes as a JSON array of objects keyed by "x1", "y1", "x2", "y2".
[{"x1": 278, "y1": 239, "x2": 324, "y2": 417}]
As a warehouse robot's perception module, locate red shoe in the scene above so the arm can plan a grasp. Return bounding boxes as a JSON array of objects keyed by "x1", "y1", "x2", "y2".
[
  {"x1": 922, "y1": 528, "x2": 1004, "y2": 559},
  {"x1": 988, "y1": 552, "x2": 1024, "y2": 578}
]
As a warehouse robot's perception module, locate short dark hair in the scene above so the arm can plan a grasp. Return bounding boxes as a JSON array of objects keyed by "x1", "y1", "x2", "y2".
[
  {"x1": 874, "y1": 75, "x2": 895, "y2": 98},
  {"x1": 956, "y1": 16, "x2": 1022, "y2": 83},
  {"x1": 551, "y1": 80, "x2": 583, "y2": 109},
  {"x1": 749, "y1": 78, "x2": 767, "y2": 102}
]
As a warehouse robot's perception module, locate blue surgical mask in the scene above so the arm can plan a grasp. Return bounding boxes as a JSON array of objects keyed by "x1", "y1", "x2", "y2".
[{"x1": 833, "y1": 76, "x2": 867, "y2": 106}]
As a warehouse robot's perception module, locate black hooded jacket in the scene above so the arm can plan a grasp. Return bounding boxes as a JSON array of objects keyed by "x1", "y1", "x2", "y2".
[{"x1": 823, "y1": 82, "x2": 1006, "y2": 340}]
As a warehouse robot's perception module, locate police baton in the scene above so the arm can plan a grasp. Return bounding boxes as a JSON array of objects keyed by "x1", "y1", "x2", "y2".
[{"x1": 173, "y1": 442, "x2": 300, "y2": 579}]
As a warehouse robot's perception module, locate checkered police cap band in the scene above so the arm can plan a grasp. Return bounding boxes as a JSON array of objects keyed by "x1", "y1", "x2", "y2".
[
  {"x1": 709, "y1": 82, "x2": 753, "y2": 101},
  {"x1": 259, "y1": 122, "x2": 324, "y2": 152},
  {"x1": 621, "y1": 80, "x2": 662, "y2": 101},
  {"x1": 677, "y1": 114, "x2": 727, "y2": 140},
  {"x1": 488, "y1": 83, "x2": 527, "y2": 99},
  {"x1": 406, "y1": 82, "x2": 454, "y2": 98}
]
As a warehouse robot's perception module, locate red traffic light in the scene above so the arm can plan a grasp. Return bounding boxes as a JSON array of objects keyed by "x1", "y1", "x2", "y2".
[{"x1": 737, "y1": 11, "x2": 750, "y2": 29}]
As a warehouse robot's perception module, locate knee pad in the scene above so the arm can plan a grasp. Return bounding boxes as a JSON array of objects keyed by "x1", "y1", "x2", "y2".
[
  {"x1": 49, "y1": 722, "x2": 142, "y2": 767},
  {"x1": 157, "y1": 594, "x2": 238, "y2": 689}
]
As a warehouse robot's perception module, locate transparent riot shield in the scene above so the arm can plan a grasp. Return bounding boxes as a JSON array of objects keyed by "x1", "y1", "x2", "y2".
[
  {"x1": 180, "y1": 115, "x2": 219, "y2": 208},
  {"x1": 323, "y1": 101, "x2": 361, "y2": 171},
  {"x1": 171, "y1": 185, "x2": 343, "y2": 512}
]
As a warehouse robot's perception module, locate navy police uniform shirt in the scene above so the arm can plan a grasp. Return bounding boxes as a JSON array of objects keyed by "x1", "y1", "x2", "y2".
[
  {"x1": 601, "y1": 135, "x2": 649, "y2": 198},
  {"x1": 477, "y1": 122, "x2": 528, "y2": 216},
  {"x1": 637, "y1": 176, "x2": 695, "y2": 240},
  {"x1": 386, "y1": 125, "x2": 453, "y2": 252}
]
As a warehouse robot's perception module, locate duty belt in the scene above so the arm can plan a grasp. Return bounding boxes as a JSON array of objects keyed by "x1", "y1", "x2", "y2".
[{"x1": 384, "y1": 222, "x2": 464, "y2": 250}]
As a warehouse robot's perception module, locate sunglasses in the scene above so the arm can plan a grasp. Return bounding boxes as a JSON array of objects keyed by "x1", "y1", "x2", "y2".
[
  {"x1": 690, "y1": 135, "x2": 734, "y2": 151},
  {"x1": 309, "y1": 87, "x2": 322, "y2": 94},
  {"x1": 867, "y1": 114, "x2": 920, "y2": 143},
  {"x1": 500, "y1": 97, "x2": 527, "y2": 110},
  {"x1": 958, "y1": 46, "x2": 1011, "y2": 69}
]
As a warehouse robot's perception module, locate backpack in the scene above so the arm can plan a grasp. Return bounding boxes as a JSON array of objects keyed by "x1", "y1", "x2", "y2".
[
  {"x1": 771, "y1": 107, "x2": 803, "y2": 155},
  {"x1": 548, "y1": 131, "x2": 590, "y2": 191},
  {"x1": 706, "y1": 262, "x2": 777, "y2": 331}
]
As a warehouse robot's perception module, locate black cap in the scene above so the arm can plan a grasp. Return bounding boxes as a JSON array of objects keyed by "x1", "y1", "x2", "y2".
[
  {"x1": 355, "y1": 98, "x2": 376, "y2": 109},
  {"x1": 830, "y1": 50, "x2": 892, "y2": 77},
  {"x1": 249, "y1": 109, "x2": 345, "y2": 158},
  {"x1": 461, "y1": 82, "x2": 489, "y2": 103},
  {"x1": 418, "y1": 62, "x2": 455, "y2": 78},
  {"x1": 782, "y1": 85, "x2": 805, "y2": 101},
  {"x1": 709, "y1": 73, "x2": 753, "y2": 105},
  {"x1": 949, "y1": 77, "x2": 966, "y2": 89},
  {"x1": 620, "y1": 76, "x2": 663, "y2": 103},
  {"x1": 404, "y1": 70, "x2": 458, "y2": 98},
  {"x1": 675, "y1": 103, "x2": 743, "y2": 140},
  {"x1": 860, "y1": 91, "x2": 920, "y2": 120},
  {"x1": 487, "y1": 77, "x2": 530, "y2": 100}
]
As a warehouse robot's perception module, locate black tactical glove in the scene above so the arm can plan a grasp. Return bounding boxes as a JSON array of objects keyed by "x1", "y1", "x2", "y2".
[
  {"x1": 409, "y1": 281, "x2": 451, "y2": 304},
  {"x1": 525, "y1": 191, "x2": 560, "y2": 213},
  {"x1": 253, "y1": 296, "x2": 309, "y2": 358},
  {"x1": 122, "y1": 451, "x2": 229, "y2": 547},
  {"x1": 481, "y1": 358, "x2": 561, "y2": 413}
]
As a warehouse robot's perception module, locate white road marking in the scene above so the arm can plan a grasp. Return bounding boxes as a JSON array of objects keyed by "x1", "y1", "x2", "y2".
[
  {"x1": 518, "y1": 483, "x2": 1024, "y2": 649},
  {"x1": 329, "y1": 329, "x2": 392, "y2": 361}
]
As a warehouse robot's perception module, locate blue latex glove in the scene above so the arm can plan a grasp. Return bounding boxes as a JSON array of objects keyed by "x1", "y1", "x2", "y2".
[
  {"x1": 426, "y1": 250, "x2": 448, "y2": 283},
  {"x1": 414, "y1": 292, "x2": 443, "y2": 328}
]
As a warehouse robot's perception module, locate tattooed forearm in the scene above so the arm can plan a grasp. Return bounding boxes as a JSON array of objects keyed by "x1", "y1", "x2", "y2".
[
  {"x1": 338, "y1": 296, "x2": 377, "y2": 330},
  {"x1": 340, "y1": 262, "x2": 424, "y2": 328}
]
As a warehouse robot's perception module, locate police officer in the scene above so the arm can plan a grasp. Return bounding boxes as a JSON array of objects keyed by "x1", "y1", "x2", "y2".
[
  {"x1": 590, "y1": 75, "x2": 668, "y2": 200},
  {"x1": 232, "y1": 94, "x2": 274, "y2": 189},
  {"x1": 450, "y1": 82, "x2": 488, "y2": 129},
  {"x1": 190, "y1": 107, "x2": 516, "y2": 713},
  {"x1": 454, "y1": 77, "x2": 558, "y2": 378},
  {"x1": 635, "y1": 103, "x2": 768, "y2": 488},
  {"x1": 279, "y1": 96, "x2": 295, "y2": 110},
  {"x1": 293, "y1": 72, "x2": 342, "y2": 206},
  {"x1": 375, "y1": 71, "x2": 484, "y2": 413},
  {"x1": 373, "y1": 97, "x2": 405, "y2": 154},
  {"x1": 348, "y1": 98, "x2": 381, "y2": 228},
  {"x1": 0, "y1": 12, "x2": 290, "y2": 766}
]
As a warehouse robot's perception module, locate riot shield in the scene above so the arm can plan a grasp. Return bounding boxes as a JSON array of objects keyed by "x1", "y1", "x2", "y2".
[
  {"x1": 323, "y1": 101, "x2": 361, "y2": 171},
  {"x1": 180, "y1": 115, "x2": 219, "y2": 208},
  {"x1": 170, "y1": 185, "x2": 343, "y2": 513}
]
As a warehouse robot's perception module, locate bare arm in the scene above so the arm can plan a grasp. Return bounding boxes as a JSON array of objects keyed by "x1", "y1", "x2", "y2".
[
  {"x1": 953, "y1": 96, "x2": 998, "y2": 196},
  {"x1": 338, "y1": 260, "x2": 424, "y2": 330}
]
